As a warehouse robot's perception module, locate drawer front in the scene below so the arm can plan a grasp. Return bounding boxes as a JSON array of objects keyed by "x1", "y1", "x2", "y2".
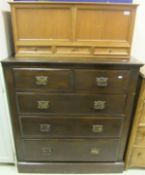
[
  {"x1": 130, "y1": 147, "x2": 145, "y2": 167},
  {"x1": 134, "y1": 127, "x2": 145, "y2": 146},
  {"x1": 94, "y1": 48, "x2": 129, "y2": 56},
  {"x1": 17, "y1": 93, "x2": 126, "y2": 115},
  {"x1": 13, "y1": 68, "x2": 73, "y2": 91},
  {"x1": 20, "y1": 117, "x2": 123, "y2": 138},
  {"x1": 56, "y1": 46, "x2": 91, "y2": 55},
  {"x1": 75, "y1": 69, "x2": 130, "y2": 93},
  {"x1": 18, "y1": 46, "x2": 52, "y2": 54},
  {"x1": 22, "y1": 139, "x2": 119, "y2": 161},
  {"x1": 139, "y1": 102, "x2": 145, "y2": 124}
]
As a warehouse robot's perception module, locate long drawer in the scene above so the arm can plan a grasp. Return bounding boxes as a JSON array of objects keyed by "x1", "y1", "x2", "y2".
[
  {"x1": 20, "y1": 117, "x2": 123, "y2": 138},
  {"x1": 17, "y1": 93, "x2": 127, "y2": 115},
  {"x1": 22, "y1": 139, "x2": 120, "y2": 162}
]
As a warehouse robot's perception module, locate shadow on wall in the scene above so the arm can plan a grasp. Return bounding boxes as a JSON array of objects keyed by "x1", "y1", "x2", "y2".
[{"x1": 2, "y1": 11, "x2": 14, "y2": 57}]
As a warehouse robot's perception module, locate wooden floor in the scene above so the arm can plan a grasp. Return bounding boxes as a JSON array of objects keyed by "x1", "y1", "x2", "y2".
[{"x1": 0, "y1": 164, "x2": 145, "y2": 175}]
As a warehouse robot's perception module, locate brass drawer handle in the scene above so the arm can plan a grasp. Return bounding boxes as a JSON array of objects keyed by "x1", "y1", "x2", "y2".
[
  {"x1": 91, "y1": 148, "x2": 100, "y2": 155},
  {"x1": 96, "y1": 77, "x2": 108, "y2": 87},
  {"x1": 92, "y1": 125, "x2": 103, "y2": 133},
  {"x1": 40, "y1": 124, "x2": 51, "y2": 132},
  {"x1": 35, "y1": 76, "x2": 48, "y2": 86},
  {"x1": 94, "y1": 101, "x2": 106, "y2": 110},
  {"x1": 37, "y1": 100, "x2": 50, "y2": 110},
  {"x1": 42, "y1": 147, "x2": 53, "y2": 155}
]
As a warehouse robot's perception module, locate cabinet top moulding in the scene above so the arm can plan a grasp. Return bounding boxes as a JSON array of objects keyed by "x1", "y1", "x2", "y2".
[
  {"x1": 9, "y1": 2, "x2": 138, "y2": 60},
  {"x1": 9, "y1": 1, "x2": 138, "y2": 6}
]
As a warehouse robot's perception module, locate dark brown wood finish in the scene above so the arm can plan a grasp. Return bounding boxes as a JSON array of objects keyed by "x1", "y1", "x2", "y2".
[
  {"x1": 75, "y1": 69, "x2": 130, "y2": 93},
  {"x1": 20, "y1": 116, "x2": 123, "y2": 138},
  {"x1": 18, "y1": 162, "x2": 124, "y2": 173},
  {"x1": 2, "y1": 57, "x2": 142, "y2": 173},
  {"x1": 16, "y1": 93, "x2": 126, "y2": 115},
  {"x1": 22, "y1": 139, "x2": 120, "y2": 161},
  {"x1": 13, "y1": 67, "x2": 130, "y2": 93},
  {"x1": 13, "y1": 68, "x2": 73, "y2": 92}
]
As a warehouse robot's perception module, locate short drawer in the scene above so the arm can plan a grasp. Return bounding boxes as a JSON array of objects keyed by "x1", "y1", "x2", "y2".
[
  {"x1": 94, "y1": 48, "x2": 129, "y2": 56},
  {"x1": 12, "y1": 68, "x2": 73, "y2": 91},
  {"x1": 139, "y1": 102, "x2": 145, "y2": 124},
  {"x1": 20, "y1": 117, "x2": 123, "y2": 138},
  {"x1": 129, "y1": 147, "x2": 145, "y2": 168},
  {"x1": 18, "y1": 46, "x2": 52, "y2": 54},
  {"x1": 22, "y1": 139, "x2": 119, "y2": 162},
  {"x1": 56, "y1": 46, "x2": 91, "y2": 55},
  {"x1": 75, "y1": 69, "x2": 130, "y2": 93},
  {"x1": 134, "y1": 127, "x2": 145, "y2": 146},
  {"x1": 17, "y1": 93, "x2": 126, "y2": 115}
]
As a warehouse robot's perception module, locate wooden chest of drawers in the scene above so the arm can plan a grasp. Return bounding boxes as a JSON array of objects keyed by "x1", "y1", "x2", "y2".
[
  {"x1": 2, "y1": 58, "x2": 141, "y2": 173},
  {"x1": 10, "y1": 2, "x2": 137, "y2": 59},
  {"x1": 126, "y1": 65, "x2": 145, "y2": 168}
]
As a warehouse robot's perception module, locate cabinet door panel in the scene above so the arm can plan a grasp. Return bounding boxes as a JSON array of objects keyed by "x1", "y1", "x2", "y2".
[
  {"x1": 76, "y1": 9, "x2": 131, "y2": 41},
  {"x1": 16, "y1": 7, "x2": 72, "y2": 40}
]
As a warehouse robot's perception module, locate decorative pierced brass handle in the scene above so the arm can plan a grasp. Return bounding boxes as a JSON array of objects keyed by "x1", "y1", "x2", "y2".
[
  {"x1": 40, "y1": 124, "x2": 51, "y2": 132},
  {"x1": 92, "y1": 125, "x2": 103, "y2": 133},
  {"x1": 37, "y1": 100, "x2": 50, "y2": 109},
  {"x1": 90, "y1": 148, "x2": 100, "y2": 155},
  {"x1": 35, "y1": 76, "x2": 48, "y2": 85},
  {"x1": 96, "y1": 77, "x2": 108, "y2": 87},
  {"x1": 94, "y1": 101, "x2": 106, "y2": 110},
  {"x1": 42, "y1": 147, "x2": 53, "y2": 155}
]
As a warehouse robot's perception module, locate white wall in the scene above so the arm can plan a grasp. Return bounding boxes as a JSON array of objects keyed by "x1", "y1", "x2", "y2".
[
  {"x1": 0, "y1": 0, "x2": 12, "y2": 59},
  {"x1": 0, "y1": 0, "x2": 15, "y2": 163},
  {"x1": 132, "y1": 0, "x2": 145, "y2": 63}
]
